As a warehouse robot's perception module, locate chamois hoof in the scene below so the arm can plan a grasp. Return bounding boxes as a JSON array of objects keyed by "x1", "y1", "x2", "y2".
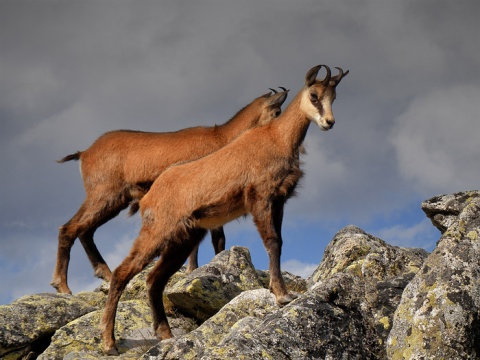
[
  {"x1": 50, "y1": 281, "x2": 72, "y2": 295},
  {"x1": 154, "y1": 323, "x2": 174, "y2": 340},
  {"x1": 185, "y1": 266, "x2": 196, "y2": 275},
  {"x1": 276, "y1": 292, "x2": 299, "y2": 306},
  {"x1": 94, "y1": 265, "x2": 113, "y2": 282},
  {"x1": 103, "y1": 345, "x2": 119, "y2": 356}
]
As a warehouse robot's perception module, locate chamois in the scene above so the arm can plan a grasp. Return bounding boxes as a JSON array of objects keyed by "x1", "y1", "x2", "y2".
[
  {"x1": 100, "y1": 64, "x2": 348, "y2": 355},
  {"x1": 52, "y1": 89, "x2": 289, "y2": 295}
]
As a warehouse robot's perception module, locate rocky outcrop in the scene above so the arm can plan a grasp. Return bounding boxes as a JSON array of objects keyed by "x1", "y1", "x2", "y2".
[
  {"x1": 309, "y1": 225, "x2": 428, "y2": 351},
  {"x1": 0, "y1": 293, "x2": 96, "y2": 359},
  {"x1": 387, "y1": 190, "x2": 480, "y2": 359},
  {"x1": 1, "y1": 190, "x2": 479, "y2": 359},
  {"x1": 164, "y1": 247, "x2": 265, "y2": 321}
]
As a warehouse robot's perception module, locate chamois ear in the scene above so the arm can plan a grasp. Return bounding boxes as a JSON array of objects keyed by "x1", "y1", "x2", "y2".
[
  {"x1": 268, "y1": 89, "x2": 289, "y2": 106},
  {"x1": 305, "y1": 65, "x2": 322, "y2": 86}
]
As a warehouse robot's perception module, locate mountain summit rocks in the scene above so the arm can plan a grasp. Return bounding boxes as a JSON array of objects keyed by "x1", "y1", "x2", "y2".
[{"x1": 1, "y1": 190, "x2": 479, "y2": 359}]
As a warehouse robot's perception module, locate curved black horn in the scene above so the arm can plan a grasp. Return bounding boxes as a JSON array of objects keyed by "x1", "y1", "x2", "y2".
[
  {"x1": 331, "y1": 67, "x2": 350, "y2": 85},
  {"x1": 305, "y1": 65, "x2": 321, "y2": 86},
  {"x1": 279, "y1": 86, "x2": 288, "y2": 92},
  {"x1": 335, "y1": 67, "x2": 344, "y2": 78},
  {"x1": 321, "y1": 65, "x2": 332, "y2": 86},
  {"x1": 269, "y1": 88, "x2": 278, "y2": 94}
]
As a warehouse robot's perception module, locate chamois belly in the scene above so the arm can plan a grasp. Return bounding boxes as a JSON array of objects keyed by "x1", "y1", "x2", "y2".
[{"x1": 196, "y1": 208, "x2": 247, "y2": 229}]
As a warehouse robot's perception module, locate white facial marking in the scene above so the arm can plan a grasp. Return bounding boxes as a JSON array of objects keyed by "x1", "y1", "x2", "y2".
[{"x1": 300, "y1": 90, "x2": 333, "y2": 131}]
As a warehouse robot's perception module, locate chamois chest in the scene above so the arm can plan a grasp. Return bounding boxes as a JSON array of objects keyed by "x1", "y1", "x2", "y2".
[{"x1": 262, "y1": 154, "x2": 303, "y2": 201}]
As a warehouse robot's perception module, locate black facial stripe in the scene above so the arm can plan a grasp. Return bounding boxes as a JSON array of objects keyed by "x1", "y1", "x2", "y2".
[{"x1": 312, "y1": 100, "x2": 324, "y2": 115}]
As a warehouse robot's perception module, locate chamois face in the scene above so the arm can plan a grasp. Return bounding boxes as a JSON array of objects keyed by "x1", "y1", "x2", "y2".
[
  {"x1": 256, "y1": 90, "x2": 289, "y2": 126},
  {"x1": 300, "y1": 84, "x2": 336, "y2": 131},
  {"x1": 301, "y1": 65, "x2": 349, "y2": 131}
]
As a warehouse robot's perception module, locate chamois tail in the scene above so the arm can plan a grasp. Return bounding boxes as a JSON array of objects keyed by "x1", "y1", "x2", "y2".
[{"x1": 57, "y1": 151, "x2": 81, "y2": 163}]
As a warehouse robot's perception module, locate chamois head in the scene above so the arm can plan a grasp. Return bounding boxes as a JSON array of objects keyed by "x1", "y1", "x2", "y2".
[
  {"x1": 255, "y1": 88, "x2": 289, "y2": 126},
  {"x1": 300, "y1": 65, "x2": 349, "y2": 131}
]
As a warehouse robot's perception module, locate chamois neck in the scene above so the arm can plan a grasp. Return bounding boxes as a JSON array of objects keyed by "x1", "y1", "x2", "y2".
[
  {"x1": 274, "y1": 92, "x2": 311, "y2": 152},
  {"x1": 216, "y1": 105, "x2": 259, "y2": 142}
]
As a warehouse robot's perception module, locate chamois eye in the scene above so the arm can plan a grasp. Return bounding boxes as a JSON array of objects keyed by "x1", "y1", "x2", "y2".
[
  {"x1": 309, "y1": 92, "x2": 318, "y2": 102},
  {"x1": 274, "y1": 110, "x2": 281, "y2": 117}
]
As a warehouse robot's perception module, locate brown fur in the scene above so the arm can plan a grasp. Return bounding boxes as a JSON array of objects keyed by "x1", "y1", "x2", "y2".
[
  {"x1": 100, "y1": 65, "x2": 349, "y2": 354},
  {"x1": 51, "y1": 90, "x2": 288, "y2": 294}
]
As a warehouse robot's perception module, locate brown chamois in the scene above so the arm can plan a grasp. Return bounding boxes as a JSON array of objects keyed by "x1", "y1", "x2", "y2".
[
  {"x1": 52, "y1": 89, "x2": 289, "y2": 295},
  {"x1": 100, "y1": 64, "x2": 348, "y2": 355}
]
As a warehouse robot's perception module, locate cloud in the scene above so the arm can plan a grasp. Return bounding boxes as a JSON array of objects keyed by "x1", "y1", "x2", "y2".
[
  {"x1": 390, "y1": 85, "x2": 480, "y2": 196},
  {"x1": 281, "y1": 259, "x2": 318, "y2": 279},
  {"x1": 375, "y1": 218, "x2": 439, "y2": 251}
]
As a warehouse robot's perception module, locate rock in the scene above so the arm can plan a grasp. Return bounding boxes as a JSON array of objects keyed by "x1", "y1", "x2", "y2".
[
  {"x1": 165, "y1": 246, "x2": 264, "y2": 321},
  {"x1": 75, "y1": 290, "x2": 107, "y2": 309},
  {"x1": 6, "y1": 191, "x2": 480, "y2": 359},
  {"x1": 144, "y1": 289, "x2": 279, "y2": 359},
  {"x1": 38, "y1": 299, "x2": 196, "y2": 360},
  {"x1": 387, "y1": 191, "x2": 480, "y2": 359},
  {"x1": 421, "y1": 190, "x2": 477, "y2": 233},
  {"x1": 309, "y1": 225, "x2": 428, "y2": 348},
  {"x1": 200, "y1": 273, "x2": 381, "y2": 359},
  {"x1": 256, "y1": 269, "x2": 308, "y2": 294},
  {"x1": 144, "y1": 226, "x2": 428, "y2": 360},
  {"x1": 0, "y1": 293, "x2": 95, "y2": 360},
  {"x1": 38, "y1": 299, "x2": 155, "y2": 359},
  {"x1": 309, "y1": 225, "x2": 428, "y2": 286}
]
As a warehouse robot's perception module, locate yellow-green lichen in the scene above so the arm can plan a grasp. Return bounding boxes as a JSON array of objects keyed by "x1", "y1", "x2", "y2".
[
  {"x1": 185, "y1": 278, "x2": 203, "y2": 294},
  {"x1": 378, "y1": 316, "x2": 390, "y2": 330},
  {"x1": 467, "y1": 231, "x2": 478, "y2": 241},
  {"x1": 287, "y1": 307, "x2": 299, "y2": 317},
  {"x1": 345, "y1": 260, "x2": 364, "y2": 278},
  {"x1": 261, "y1": 349, "x2": 274, "y2": 359}
]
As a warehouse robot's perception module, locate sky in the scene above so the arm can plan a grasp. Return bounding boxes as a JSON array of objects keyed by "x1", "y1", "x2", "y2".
[{"x1": 1, "y1": 0, "x2": 479, "y2": 305}]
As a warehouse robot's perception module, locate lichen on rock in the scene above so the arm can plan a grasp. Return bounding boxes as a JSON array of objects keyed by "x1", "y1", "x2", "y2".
[
  {"x1": 4, "y1": 191, "x2": 480, "y2": 359},
  {"x1": 388, "y1": 190, "x2": 480, "y2": 359},
  {"x1": 165, "y1": 246, "x2": 264, "y2": 321},
  {"x1": 0, "y1": 293, "x2": 95, "y2": 359}
]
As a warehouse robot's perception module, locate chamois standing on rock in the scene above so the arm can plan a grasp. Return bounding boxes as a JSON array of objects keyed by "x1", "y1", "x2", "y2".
[
  {"x1": 52, "y1": 89, "x2": 289, "y2": 295},
  {"x1": 100, "y1": 64, "x2": 349, "y2": 355}
]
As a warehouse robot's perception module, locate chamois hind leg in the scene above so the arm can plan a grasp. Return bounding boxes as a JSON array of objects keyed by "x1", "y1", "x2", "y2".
[
  {"x1": 185, "y1": 243, "x2": 200, "y2": 274},
  {"x1": 52, "y1": 202, "x2": 90, "y2": 294},
  {"x1": 52, "y1": 192, "x2": 128, "y2": 294},
  {"x1": 148, "y1": 228, "x2": 207, "y2": 340},
  {"x1": 211, "y1": 226, "x2": 226, "y2": 254},
  {"x1": 251, "y1": 200, "x2": 296, "y2": 306},
  {"x1": 185, "y1": 226, "x2": 225, "y2": 274},
  {"x1": 79, "y1": 228, "x2": 112, "y2": 282},
  {"x1": 100, "y1": 231, "x2": 158, "y2": 355},
  {"x1": 77, "y1": 194, "x2": 129, "y2": 282}
]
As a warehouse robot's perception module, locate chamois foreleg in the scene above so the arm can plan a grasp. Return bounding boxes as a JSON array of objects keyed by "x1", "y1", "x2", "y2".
[
  {"x1": 252, "y1": 200, "x2": 297, "y2": 306},
  {"x1": 185, "y1": 226, "x2": 226, "y2": 273},
  {"x1": 100, "y1": 231, "x2": 159, "y2": 355},
  {"x1": 148, "y1": 228, "x2": 208, "y2": 340}
]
